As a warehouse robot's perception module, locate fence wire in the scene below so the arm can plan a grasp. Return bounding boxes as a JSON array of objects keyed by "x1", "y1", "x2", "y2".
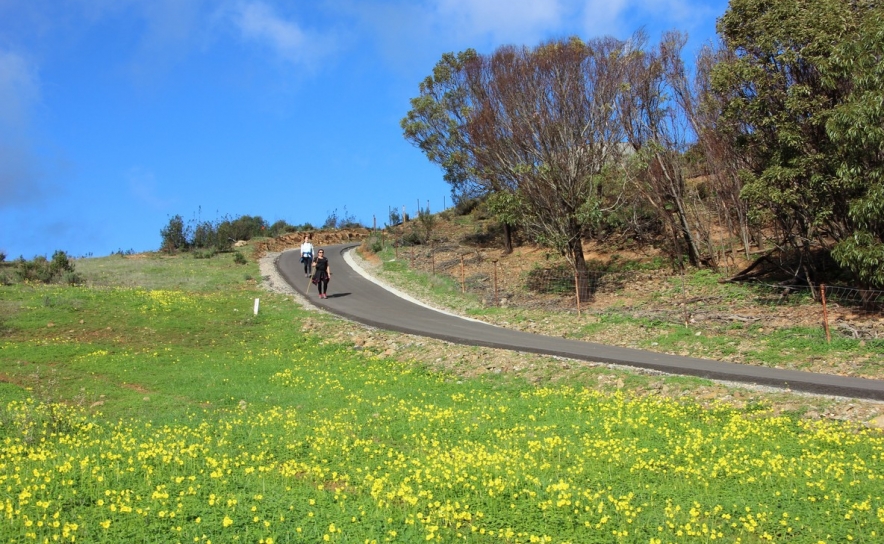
[
  {"x1": 385, "y1": 239, "x2": 884, "y2": 314},
  {"x1": 748, "y1": 282, "x2": 884, "y2": 312}
]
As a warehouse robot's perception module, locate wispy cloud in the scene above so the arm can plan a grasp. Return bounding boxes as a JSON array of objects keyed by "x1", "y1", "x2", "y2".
[
  {"x1": 0, "y1": 49, "x2": 39, "y2": 134},
  {"x1": 128, "y1": 166, "x2": 173, "y2": 210},
  {"x1": 227, "y1": 1, "x2": 339, "y2": 67},
  {"x1": 338, "y1": 0, "x2": 724, "y2": 75},
  {"x1": 0, "y1": 49, "x2": 43, "y2": 208},
  {"x1": 433, "y1": 0, "x2": 566, "y2": 43}
]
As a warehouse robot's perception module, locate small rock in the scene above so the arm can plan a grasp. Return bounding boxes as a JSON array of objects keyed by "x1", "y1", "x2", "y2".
[{"x1": 869, "y1": 415, "x2": 884, "y2": 429}]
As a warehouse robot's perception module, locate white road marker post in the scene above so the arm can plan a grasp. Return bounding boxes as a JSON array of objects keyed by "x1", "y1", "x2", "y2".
[{"x1": 253, "y1": 298, "x2": 260, "y2": 316}]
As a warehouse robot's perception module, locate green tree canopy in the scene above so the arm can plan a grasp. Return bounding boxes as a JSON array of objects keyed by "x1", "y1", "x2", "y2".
[{"x1": 714, "y1": 0, "x2": 882, "y2": 285}]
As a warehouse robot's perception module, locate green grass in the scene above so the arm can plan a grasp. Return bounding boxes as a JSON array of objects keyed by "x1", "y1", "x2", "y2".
[
  {"x1": 575, "y1": 312, "x2": 884, "y2": 370},
  {"x1": 74, "y1": 249, "x2": 259, "y2": 291},
  {"x1": 2, "y1": 250, "x2": 884, "y2": 543},
  {"x1": 376, "y1": 247, "x2": 483, "y2": 312},
  {"x1": 367, "y1": 243, "x2": 884, "y2": 377}
]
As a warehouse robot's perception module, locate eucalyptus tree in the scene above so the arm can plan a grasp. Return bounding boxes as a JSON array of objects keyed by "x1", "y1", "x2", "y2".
[
  {"x1": 617, "y1": 31, "x2": 709, "y2": 267},
  {"x1": 403, "y1": 37, "x2": 629, "y2": 294},
  {"x1": 713, "y1": 0, "x2": 880, "y2": 283},
  {"x1": 828, "y1": 7, "x2": 884, "y2": 288},
  {"x1": 688, "y1": 44, "x2": 755, "y2": 259},
  {"x1": 400, "y1": 49, "x2": 522, "y2": 252}
]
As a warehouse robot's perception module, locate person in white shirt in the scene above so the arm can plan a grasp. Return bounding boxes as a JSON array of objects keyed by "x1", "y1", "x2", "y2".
[{"x1": 299, "y1": 234, "x2": 315, "y2": 277}]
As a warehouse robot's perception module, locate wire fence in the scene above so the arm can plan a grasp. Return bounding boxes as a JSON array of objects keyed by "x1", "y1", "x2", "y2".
[
  {"x1": 387, "y1": 240, "x2": 647, "y2": 311},
  {"x1": 380, "y1": 238, "x2": 884, "y2": 319}
]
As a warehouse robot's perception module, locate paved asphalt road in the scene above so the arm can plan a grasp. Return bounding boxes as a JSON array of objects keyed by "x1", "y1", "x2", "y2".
[{"x1": 277, "y1": 243, "x2": 884, "y2": 401}]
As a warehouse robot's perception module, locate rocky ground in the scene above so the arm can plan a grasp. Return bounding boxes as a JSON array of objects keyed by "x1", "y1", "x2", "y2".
[{"x1": 258, "y1": 246, "x2": 884, "y2": 429}]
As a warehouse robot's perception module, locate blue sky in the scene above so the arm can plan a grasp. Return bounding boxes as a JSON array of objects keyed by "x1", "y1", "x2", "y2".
[{"x1": 0, "y1": 0, "x2": 728, "y2": 259}]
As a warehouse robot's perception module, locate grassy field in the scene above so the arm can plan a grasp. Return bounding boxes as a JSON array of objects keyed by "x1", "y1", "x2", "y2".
[
  {"x1": 360, "y1": 240, "x2": 884, "y2": 381},
  {"x1": 1, "y1": 250, "x2": 883, "y2": 543}
]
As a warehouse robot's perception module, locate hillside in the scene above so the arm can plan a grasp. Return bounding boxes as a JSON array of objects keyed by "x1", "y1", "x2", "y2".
[
  {"x1": 254, "y1": 213, "x2": 884, "y2": 425},
  {"x1": 360, "y1": 212, "x2": 884, "y2": 362}
]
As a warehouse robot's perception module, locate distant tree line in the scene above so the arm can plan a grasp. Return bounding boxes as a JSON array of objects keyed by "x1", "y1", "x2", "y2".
[
  {"x1": 159, "y1": 214, "x2": 309, "y2": 254},
  {"x1": 159, "y1": 208, "x2": 367, "y2": 254},
  {"x1": 402, "y1": 0, "x2": 884, "y2": 289},
  {"x1": 0, "y1": 251, "x2": 81, "y2": 286}
]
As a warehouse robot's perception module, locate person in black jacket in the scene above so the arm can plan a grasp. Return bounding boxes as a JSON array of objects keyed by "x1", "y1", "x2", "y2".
[{"x1": 312, "y1": 249, "x2": 332, "y2": 299}]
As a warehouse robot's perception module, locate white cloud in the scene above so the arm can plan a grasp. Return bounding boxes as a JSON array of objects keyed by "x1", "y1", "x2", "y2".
[
  {"x1": 434, "y1": 0, "x2": 566, "y2": 43},
  {"x1": 0, "y1": 49, "x2": 43, "y2": 208},
  {"x1": 128, "y1": 166, "x2": 173, "y2": 210},
  {"x1": 0, "y1": 49, "x2": 39, "y2": 133},
  {"x1": 578, "y1": 0, "x2": 631, "y2": 37},
  {"x1": 228, "y1": 1, "x2": 338, "y2": 67}
]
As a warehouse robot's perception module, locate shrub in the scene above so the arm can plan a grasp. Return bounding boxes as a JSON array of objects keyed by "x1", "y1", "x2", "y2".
[
  {"x1": 417, "y1": 207, "x2": 436, "y2": 243},
  {"x1": 267, "y1": 220, "x2": 297, "y2": 237},
  {"x1": 401, "y1": 227, "x2": 423, "y2": 246},
  {"x1": 387, "y1": 207, "x2": 402, "y2": 228},
  {"x1": 12, "y1": 251, "x2": 82, "y2": 285},
  {"x1": 50, "y1": 250, "x2": 75, "y2": 277},
  {"x1": 453, "y1": 194, "x2": 481, "y2": 216},
  {"x1": 324, "y1": 207, "x2": 361, "y2": 229},
  {"x1": 191, "y1": 220, "x2": 219, "y2": 249},
  {"x1": 192, "y1": 248, "x2": 218, "y2": 259},
  {"x1": 233, "y1": 251, "x2": 247, "y2": 265},
  {"x1": 160, "y1": 215, "x2": 189, "y2": 252},
  {"x1": 323, "y1": 209, "x2": 339, "y2": 229},
  {"x1": 0, "y1": 251, "x2": 6, "y2": 263},
  {"x1": 61, "y1": 270, "x2": 82, "y2": 286},
  {"x1": 362, "y1": 233, "x2": 385, "y2": 254}
]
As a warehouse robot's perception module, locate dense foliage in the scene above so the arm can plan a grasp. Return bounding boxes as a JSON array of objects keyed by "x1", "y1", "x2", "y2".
[
  {"x1": 403, "y1": 0, "x2": 884, "y2": 288},
  {"x1": 0, "y1": 251, "x2": 82, "y2": 285},
  {"x1": 159, "y1": 214, "x2": 302, "y2": 253},
  {"x1": 714, "y1": 0, "x2": 884, "y2": 286}
]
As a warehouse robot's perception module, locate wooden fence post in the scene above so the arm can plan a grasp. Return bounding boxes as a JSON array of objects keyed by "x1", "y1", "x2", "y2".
[
  {"x1": 492, "y1": 259, "x2": 499, "y2": 306},
  {"x1": 461, "y1": 254, "x2": 466, "y2": 293},
  {"x1": 574, "y1": 270, "x2": 581, "y2": 317},
  {"x1": 821, "y1": 284, "x2": 831, "y2": 343}
]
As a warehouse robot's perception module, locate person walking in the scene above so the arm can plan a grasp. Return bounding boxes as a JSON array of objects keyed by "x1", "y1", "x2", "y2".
[
  {"x1": 300, "y1": 234, "x2": 315, "y2": 277},
  {"x1": 312, "y1": 248, "x2": 331, "y2": 298}
]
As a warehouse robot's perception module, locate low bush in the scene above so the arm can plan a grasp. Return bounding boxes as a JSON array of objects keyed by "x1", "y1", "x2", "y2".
[
  {"x1": 192, "y1": 248, "x2": 218, "y2": 259},
  {"x1": 10, "y1": 251, "x2": 82, "y2": 285},
  {"x1": 453, "y1": 194, "x2": 481, "y2": 216},
  {"x1": 400, "y1": 227, "x2": 423, "y2": 246}
]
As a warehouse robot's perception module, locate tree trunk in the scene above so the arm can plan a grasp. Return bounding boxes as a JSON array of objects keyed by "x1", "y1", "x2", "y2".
[
  {"x1": 567, "y1": 237, "x2": 592, "y2": 303},
  {"x1": 675, "y1": 203, "x2": 702, "y2": 268},
  {"x1": 502, "y1": 222, "x2": 514, "y2": 255}
]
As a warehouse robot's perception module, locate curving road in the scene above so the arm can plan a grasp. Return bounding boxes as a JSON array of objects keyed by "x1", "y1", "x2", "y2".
[{"x1": 277, "y1": 243, "x2": 884, "y2": 401}]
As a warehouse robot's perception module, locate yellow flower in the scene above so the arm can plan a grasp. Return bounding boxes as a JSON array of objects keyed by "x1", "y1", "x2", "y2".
[
  {"x1": 100, "y1": 520, "x2": 111, "y2": 530},
  {"x1": 223, "y1": 516, "x2": 234, "y2": 528}
]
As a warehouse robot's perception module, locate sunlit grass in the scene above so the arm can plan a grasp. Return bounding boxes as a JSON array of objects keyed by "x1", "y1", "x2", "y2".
[{"x1": 1, "y1": 250, "x2": 883, "y2": 542}]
